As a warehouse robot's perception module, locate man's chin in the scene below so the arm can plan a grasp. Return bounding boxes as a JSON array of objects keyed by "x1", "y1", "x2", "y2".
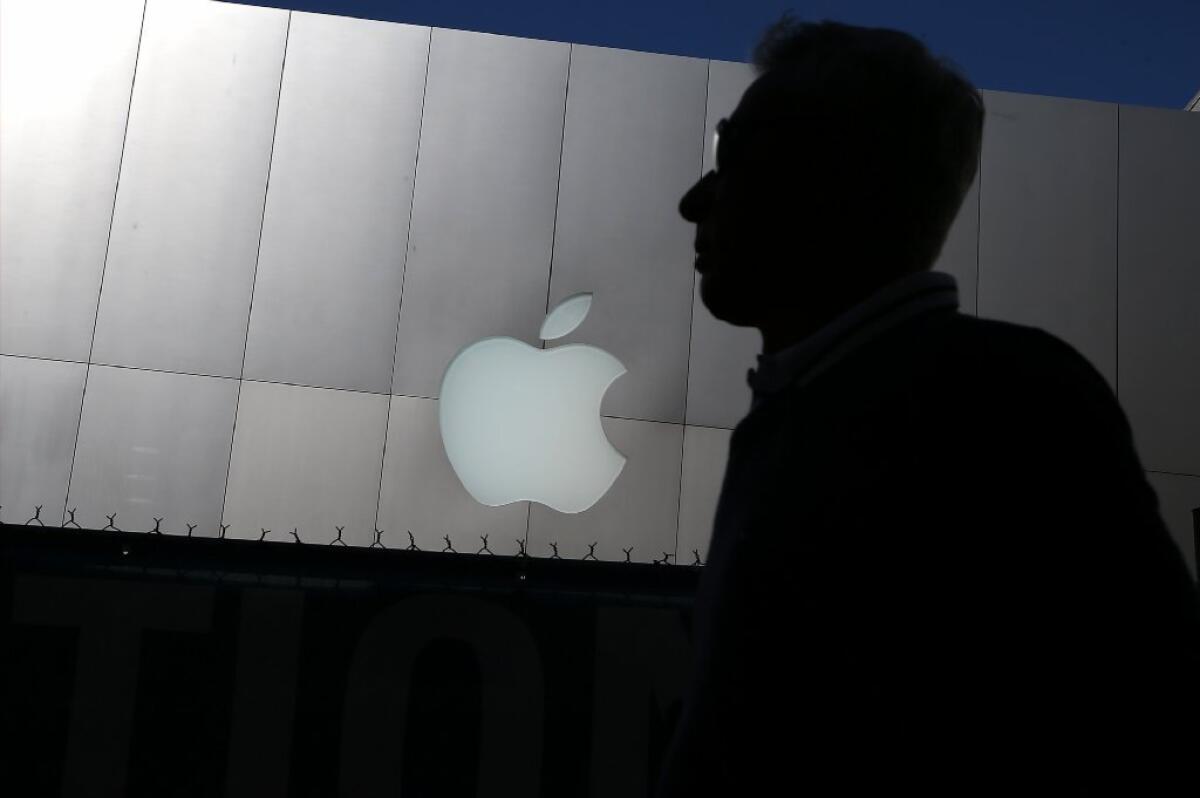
[{"x1": 698, "y1": 270, "x2": 758, "y2": 327}]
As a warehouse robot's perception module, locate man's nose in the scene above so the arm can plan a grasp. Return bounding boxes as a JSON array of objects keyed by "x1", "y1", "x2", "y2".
[{"x1": 679, "y1": 170, "x2": 717, "y2": 224}]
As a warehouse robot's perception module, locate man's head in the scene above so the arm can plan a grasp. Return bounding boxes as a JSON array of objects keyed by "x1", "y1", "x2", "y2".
[{"x1": 680, "y1": 16, "x2": 984, "y2": 344}]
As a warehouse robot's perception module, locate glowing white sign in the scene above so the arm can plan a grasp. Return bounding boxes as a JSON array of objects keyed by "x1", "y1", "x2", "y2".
[{"x1": 438, "y1": 293, "x2": 626, "y2": 513}]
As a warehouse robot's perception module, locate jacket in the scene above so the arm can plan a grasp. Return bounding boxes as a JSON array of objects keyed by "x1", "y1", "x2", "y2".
[{"x1": 655, "y1": 306, "x2": 1200, "y2": 795}]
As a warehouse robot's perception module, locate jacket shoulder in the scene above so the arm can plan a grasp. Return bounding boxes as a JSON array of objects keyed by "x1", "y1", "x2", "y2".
[
  {"x1": 928, "y1": 313, "x2": 1114, "y2": 401},
  {"x1": 937, "y1": 313, "x2": 1101, "y2": 372},
  {"x1": 923, "y1": 314, "x2": 1140, "y2": 472}
]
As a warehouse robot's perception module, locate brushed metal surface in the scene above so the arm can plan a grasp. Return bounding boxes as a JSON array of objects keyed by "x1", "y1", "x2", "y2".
[
  {"x1": 66, "y1": 365, "x2": 238, "y2": 534},
  {"x1": 0, "y1": 355, "x2": 87, "y2": 526},
  {"x1": 392, "y1": 29, "x2": 569, "y2": 399},
  {"x1": 243, "y1": 14, "x2": 430, "y2": 393},
  {"x1": 222, "y1": 381, "x2": 389, "y2": 545},
  {"x1": 677, "y1": 424, "x2": 732, "y2": 565},
  {"x1": 547, "y1": 45, "x2": 708, "y2": 423},
  {"x1": 90, "y1": 0, "x2": 288, "y2": 377},
  {"x1": 978, "y1": 89, "x2": 1118, "y2": 386},
  {"x1": 1118, "y1": 106, "x2": 1200, "y2": 477},
  {"x1": 0, "y1": 0, "x2": 144, "y2": 360}
]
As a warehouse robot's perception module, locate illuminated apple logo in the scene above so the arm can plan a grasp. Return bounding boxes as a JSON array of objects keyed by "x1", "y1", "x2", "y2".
[{"x1": 438, "y1": 293, "x2": 626, "y2": 513}]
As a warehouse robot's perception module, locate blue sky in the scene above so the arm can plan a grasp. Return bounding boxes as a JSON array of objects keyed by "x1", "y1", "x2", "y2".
[{"x1": 229, "y1": 0, "x2": 1200, "y2": 109}]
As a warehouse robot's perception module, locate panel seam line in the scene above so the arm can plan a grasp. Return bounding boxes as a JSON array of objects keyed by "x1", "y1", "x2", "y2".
[
  {"x1": 61, "y1": 0, "x2": 149, "y2": 527},
  {"x1": 374, "y1": 26, "x2": 434, "y2": 537},
  {"x1": 219, "y1": 11, "x2": 292, "y2": 535}
]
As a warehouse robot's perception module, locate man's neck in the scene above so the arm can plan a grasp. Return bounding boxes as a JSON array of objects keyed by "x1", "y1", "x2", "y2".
[
  {"x1": 757, "y1": 272, "x2": 909, "y2": 355},
  {"x1": 759, "y1": 296, "x2": 863, "y2": 355}
]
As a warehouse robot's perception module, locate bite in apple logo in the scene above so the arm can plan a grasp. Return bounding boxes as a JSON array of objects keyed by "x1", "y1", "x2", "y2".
[{"x1": 438, "y1": 293, "x2": 626, "y2": 513}]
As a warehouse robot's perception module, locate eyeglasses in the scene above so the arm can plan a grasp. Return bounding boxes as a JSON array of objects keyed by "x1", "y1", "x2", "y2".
[
  {"x1": 712, "y1": 116, "x2": 763, "y2": 173},
  {"x1": 712, "y1": 117, "x2": 729, "y2": 172},
  {"x1": 711, "y1": 111, "x2": 842, "y2": 173}
]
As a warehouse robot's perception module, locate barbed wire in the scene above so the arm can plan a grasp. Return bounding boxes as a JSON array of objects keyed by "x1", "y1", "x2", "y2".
[{"x1": 1, "y1": 504, "x2": 704, "y2": 565}]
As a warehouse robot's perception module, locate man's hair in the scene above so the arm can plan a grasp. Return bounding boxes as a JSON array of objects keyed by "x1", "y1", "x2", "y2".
[{"x1": 750, "y1": 16, "x2": 984, "y2": 275}]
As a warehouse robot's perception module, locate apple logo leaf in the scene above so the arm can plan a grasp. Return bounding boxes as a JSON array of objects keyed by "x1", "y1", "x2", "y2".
[{"x1": 539, "y1": 292, "x2": 592, "y2": 341}]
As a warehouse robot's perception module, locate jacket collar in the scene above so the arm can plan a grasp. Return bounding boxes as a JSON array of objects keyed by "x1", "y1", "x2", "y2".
[{"x1": 747, "y1": 270, "x2": 959, "y2": 411}]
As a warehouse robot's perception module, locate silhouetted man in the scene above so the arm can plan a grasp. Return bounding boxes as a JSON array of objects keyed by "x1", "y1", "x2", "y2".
[{"x1": 657, "y1": 17, "x2": 1200, "y2": 795}]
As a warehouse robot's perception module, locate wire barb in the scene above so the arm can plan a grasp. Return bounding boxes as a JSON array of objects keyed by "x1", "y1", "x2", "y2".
[
  {"x1": 25, "y1": 505, "x2": 45, "y2": 526},
  {"x1": 331, "y1": 526, "x2": 347, "y2": 546},
  {"x1": 64, "y1": 508, "x2": 82, "y2": 529},
  {"x1": 103, "y1": 513, "x2": 120, "y2": 532},
  {"x1": 476, "y1": 534, "x2": 494, "y2": 555}
]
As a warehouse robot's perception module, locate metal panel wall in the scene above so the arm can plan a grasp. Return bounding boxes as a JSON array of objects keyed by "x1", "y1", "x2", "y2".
[
  {"x1": 978, "y1": 89, "x2": 1118, "y2": 386},
  {"x1": 377, "y1": 395, "x2": 530, "y2": 553},
  {"x1": 0, "y1": 0, "x2": 144, "y2": 361},
  {"x1": 90, "y1": 0, "x2": 288, "y2": 377},
  {"x1": 0, "y1": 356, "x2": 87, "y2": 526},
  {"x1": 1117, "y1": 106, "x2": 1200, "y2": 477},
  {"x1": 242, "y1": 15, "x2": 430, "y2": 394},
  {"x1": 3, "y1": 9, "x2": 1197, "y2": 571},
  {"x1": 222, "y1": 381, "x2": 389, "y2": 545},
  {"x1": 684, "y1": 59, "x2": 761, "y2": 430},
  {"x1": 677, "y1": 425, "x2": 732, "y2": 564},
  {"x1": 548, "y1": 45, "x2": 708, "y2": 423},
  {"x1": 392, "y1": 29, "x2": 569, "y2": 399},
  {"x1": 66, "y1": 365, "x2": 238, "y2": 534},
  {"x1": 527, "y1": 416, "x2": 683, "y2": 563}
]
